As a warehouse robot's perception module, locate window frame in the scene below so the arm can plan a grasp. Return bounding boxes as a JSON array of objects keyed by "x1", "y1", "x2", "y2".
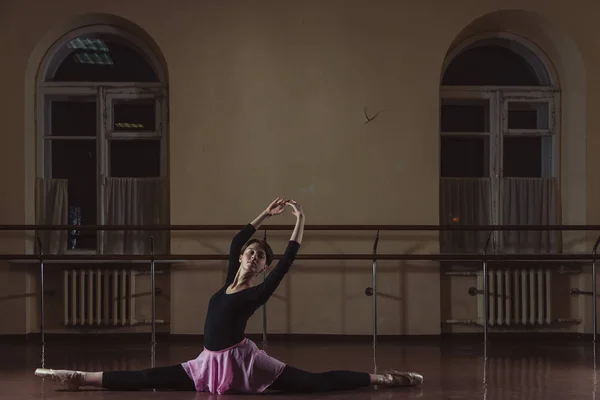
[
  {"x1": 440, "y1": 86, "x2": 559, "y2": 177},
  {"x1": 103, "y1": 88, "x2": 167, "y2": 180},
  {"x1": 440, "y1": 85, "x2": 560, "y2": 250},
  {"x1": 499, "y1": 90, "x2": 559, "y2": 179},
  {"x1": 36, "y1": 26, "x2": 168, "y2": 255}
]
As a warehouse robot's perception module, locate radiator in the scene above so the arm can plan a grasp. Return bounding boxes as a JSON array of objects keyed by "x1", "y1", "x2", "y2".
[
  {"x1": 477, "y1": 268, "x2": 552, "y2": 326},
  {"x1": 63, "y1": 268, "x2": 136, "y2": 326}
]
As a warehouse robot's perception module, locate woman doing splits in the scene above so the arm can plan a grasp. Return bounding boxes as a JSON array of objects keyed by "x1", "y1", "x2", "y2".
[{"x1": 35, "y1": 198, "x2": 423, "y2": 393}]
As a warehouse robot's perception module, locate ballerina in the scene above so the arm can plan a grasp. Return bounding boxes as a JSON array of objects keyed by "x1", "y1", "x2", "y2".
[{"x1": 35, "y1": 198, "x2": 423, "y2": 393}]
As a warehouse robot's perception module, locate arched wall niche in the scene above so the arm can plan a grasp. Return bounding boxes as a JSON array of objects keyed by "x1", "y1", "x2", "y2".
[
  {"x1": 24, "y1": 13, "x2": 169, "y2": 254},
  {"x1": 441, "y1": 9, "x2": 586, "y2": 242}
]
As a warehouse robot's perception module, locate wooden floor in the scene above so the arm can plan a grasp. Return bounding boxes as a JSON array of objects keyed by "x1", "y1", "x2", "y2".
[{"x1": 2, "y1": 335, "x2": 597, "y2": 399}]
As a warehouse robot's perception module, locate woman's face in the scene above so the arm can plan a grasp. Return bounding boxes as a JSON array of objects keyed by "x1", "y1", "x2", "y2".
[{"x1": 239, "y1": 243, "x2": 267, "y2": 273}]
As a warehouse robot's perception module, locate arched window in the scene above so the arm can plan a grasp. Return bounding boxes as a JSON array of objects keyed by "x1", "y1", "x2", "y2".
[
  {"x1": 36, "y1": 26, "x2": 168, "y2": 255},
  {"x1": 439, "y1": 35, "x2": 560, "y2": 254}
]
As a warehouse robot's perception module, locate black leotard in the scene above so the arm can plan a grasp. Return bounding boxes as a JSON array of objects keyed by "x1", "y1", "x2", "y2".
[{"x1": 202, "y1": 224, "x2": 300, "y2": 350}]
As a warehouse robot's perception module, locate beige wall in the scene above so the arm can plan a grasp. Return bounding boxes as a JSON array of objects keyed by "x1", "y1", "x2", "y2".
[
  {"x1": 0, "y1": 0, "x2": 596, "y2": 335},
  {"x1": 0, "y1": 262, "x2": 29, "y2": 334}
]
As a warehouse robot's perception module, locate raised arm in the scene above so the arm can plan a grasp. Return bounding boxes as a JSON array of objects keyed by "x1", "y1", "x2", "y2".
[
  {"x1": 287, "y1": 200, "x2": 304, "y2": 244},
  {"x1": 250, "y1": 197, "x2": 287, "y2": 230},
  {"x1": 225, "y1": 198, "x2": 288, "y2": 284},
  {"x1": 252, "y1": 201, "x2": 305, "y2": 305}
]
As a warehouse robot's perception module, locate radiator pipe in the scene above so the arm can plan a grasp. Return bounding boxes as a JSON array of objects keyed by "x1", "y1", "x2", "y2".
[
  {"x1": 372, "y1": 230, "x2": 380, "y2": 374},
  {"x1": 262, "y1": 230, "x2": 268, "y2": 349},
  {"x1": 135, "y1": 270, "x2": 166, "y2": 276},
  {"x1": 555, "y1": 318, "x2": 583, "y2": 324},
  {"x1": 445, "y1": 319, "x2": 480, "y2": 324},
  {"x1": 483, "y1": 231, "x2": 493, "y2": 344},
  {"x1": 593, "y1": 236, "x2": 600, "y2": 342},
  {"x1": 469, "y1": 287, "x2": 508, "y2": 298},
  {"x1": 138, "y1": 319, "x2": 166, "y2": 324},
  {"x1": 445, "y1": 271, "x2": 478, "y2": 276},
  {"x1": 36, "y1": 233, "x2": 44, "y2": 346},
  {"x1": 445, "y1": 318, "x2": 581, "y2": 325},
  {"x1": 571, "y1": 288, "x2": 593, "y2": 296}
]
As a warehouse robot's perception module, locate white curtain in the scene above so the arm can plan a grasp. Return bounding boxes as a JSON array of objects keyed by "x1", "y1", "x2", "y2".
[
  {"x1": 104, "y1": 177, "x2": 168, "y2": 255},
  {"x1": 439, "y1": 178, "x2": 491, "y2": 253},
  {"x1": 439, "y1": 177, "x2": 560, "y2": 254},
  {"x1": 500, "y1": 177, "x2": 560, "y2": 253},
  {"x1": 36, "y1": 178, "x2": 69, "y2": 255}
]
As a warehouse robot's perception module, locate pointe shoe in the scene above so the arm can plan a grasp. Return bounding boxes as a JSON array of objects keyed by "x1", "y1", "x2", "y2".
[
  {"x1": 35, "y1": 368, "x2": 85, "y2": 390},
  {"x1": 379, "y1": 370, "x2": 423, "y2": 387}
]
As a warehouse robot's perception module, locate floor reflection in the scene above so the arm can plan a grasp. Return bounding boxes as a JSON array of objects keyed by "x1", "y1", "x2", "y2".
[{"x1": 3, "y1": 336, "x2": 598, "y2": 399}]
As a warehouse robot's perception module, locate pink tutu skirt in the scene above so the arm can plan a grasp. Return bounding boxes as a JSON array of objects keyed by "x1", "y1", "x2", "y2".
[{"x1": 181, "y1": 338, "x2": 286, "y2": 394}]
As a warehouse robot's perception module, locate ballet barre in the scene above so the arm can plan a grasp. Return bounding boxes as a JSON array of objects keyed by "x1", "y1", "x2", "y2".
[
  {"x1": 1, "y1": 223, "x2": 599, "y2": 352},
  {"x1": 5, "y1": 223, "x2": 600, "y2": 230}
]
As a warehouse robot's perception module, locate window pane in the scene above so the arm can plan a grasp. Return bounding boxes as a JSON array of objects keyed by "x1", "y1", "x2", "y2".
[
  {"x1": 503, "y1": 136, "x2": 549, "y2": 177},
  {"x1": 442, "y1": 43, "x2": 545, "y2": 86},
  {"x1": 49, "y1": 35, "x2": 158, "y2": 82},
  {"x1": 507, "y1": 102, "x2": 549, "y2": 130},
  {"x1": 441, "y1": 136, "x2": 489, "y2": 177},
  {"x1": 441, "y1": 99, "x2": 489, "y2": 132},
  {"x1": 47, "y1": 139, "x2": 97, "y2": 250},
  {"x1": 110, "y1": 139, "x2": 161, "y2": 177},
  {"x1": 49, "y1": 95, "x2": 96, "y2": 137},
  {"x1": 113, "y1": 98, "x2": 156, "y2": 131}
]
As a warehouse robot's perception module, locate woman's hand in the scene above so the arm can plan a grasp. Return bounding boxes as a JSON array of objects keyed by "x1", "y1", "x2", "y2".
[
  {"x1": 251, "y1": 197, "x2": 287, "y2": 228},
  {"x1": 286, "y1": 200, "x2": 304, "y2": 218},
  {"x1": 264, "y1": 197, "x2": 287, "y2": 217}
]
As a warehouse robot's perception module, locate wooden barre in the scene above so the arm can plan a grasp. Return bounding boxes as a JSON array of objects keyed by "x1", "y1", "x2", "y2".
[
  {"x1": 2, "y1": 253, "x2": 598, "y2": 261},
  {"x1": 0, "y1": 224, "x2": 599, "y2": 231}
]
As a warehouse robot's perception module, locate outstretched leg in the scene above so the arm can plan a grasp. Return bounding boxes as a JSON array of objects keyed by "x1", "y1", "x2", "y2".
[
  {"x1": 35, "y1": 364, "x2": 195, "y2": 391},
  {"x1": 267, "y1": 365, "x2": 423, "y2": 393}
]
